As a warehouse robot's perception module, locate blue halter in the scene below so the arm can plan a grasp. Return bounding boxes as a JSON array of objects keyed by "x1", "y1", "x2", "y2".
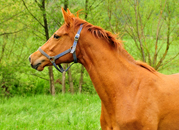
[{"x1": 38, "y1": 24, "x2": 83, "y2": 73}]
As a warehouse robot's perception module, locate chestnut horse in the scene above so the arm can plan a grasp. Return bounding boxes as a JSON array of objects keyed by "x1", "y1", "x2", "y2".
[{"x1": 29, "y1": 8, "x2": 179, "y2": 130}]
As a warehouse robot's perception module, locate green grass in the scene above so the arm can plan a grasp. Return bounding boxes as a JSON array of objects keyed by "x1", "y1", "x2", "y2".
[{"x1": 0, "y1": 94, "x2": 101, "y2": 130}]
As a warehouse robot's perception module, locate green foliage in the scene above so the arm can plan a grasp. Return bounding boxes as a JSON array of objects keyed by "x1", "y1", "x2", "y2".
[
  {"x1": 110, "y1": 0, "x2": 179, "y2": 70},
  {"x1": 0, "y1": 65, "x2": 18, "y2": 97},
  {"x1": 0, "y1": 65, "x2": 50, "y2": 96},
  {"x1": 0, "y1": 0, "x2": 179, "y2": 96},
  {"x1": 0, "y1": 94, "x2": 101, "y2": 129}
]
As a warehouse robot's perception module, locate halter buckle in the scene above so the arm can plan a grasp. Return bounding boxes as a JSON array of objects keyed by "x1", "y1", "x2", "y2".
[
  {"x1": 49, "y1": 56, "x2": 55, "y2": 63},
  {"x1": 74, "y1": 34, "x2": 80, "y2": 41}
]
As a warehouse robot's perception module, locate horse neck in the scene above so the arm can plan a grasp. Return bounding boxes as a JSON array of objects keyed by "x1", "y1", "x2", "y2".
[{"x1": 78, "y1": 33, "x2": 138, "y2": 102}]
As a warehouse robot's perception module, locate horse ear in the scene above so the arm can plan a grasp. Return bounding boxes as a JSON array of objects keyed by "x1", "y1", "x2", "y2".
[
  {"x1": 61, "y1": 7, "x2": 72, "y2": 26},
  {"x1": 67, "y1": 8, "x2": 75, "y2": 17},
  {"x1": 67, "y1": 8, "x2": 72, "y2": 15}
]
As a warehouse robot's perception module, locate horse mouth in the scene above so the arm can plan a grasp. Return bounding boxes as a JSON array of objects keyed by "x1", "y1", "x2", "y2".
[{"x1": 31, "y1": 63, "x2": 41, "y2": 70}]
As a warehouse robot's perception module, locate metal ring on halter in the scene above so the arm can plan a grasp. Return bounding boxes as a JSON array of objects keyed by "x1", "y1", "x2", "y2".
[
  {"x1": 74, "y1": 34, "x2": 80, "y2": 41},
  {"x1": 49, "y1": 56, "x2": 55, "y2": 63}
]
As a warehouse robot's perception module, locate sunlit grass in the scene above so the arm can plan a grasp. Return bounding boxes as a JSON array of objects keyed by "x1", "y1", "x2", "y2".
[{"x1": 0, "y1": 94, "x2": 101, "y2": 130}]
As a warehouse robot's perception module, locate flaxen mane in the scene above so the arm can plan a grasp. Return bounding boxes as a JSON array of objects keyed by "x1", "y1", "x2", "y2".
[{"x1": 72, "y1": 15, "x2": 156, "y2": 73}]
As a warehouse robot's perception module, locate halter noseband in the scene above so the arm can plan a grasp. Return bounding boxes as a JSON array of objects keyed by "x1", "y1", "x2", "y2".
[{"x1": 38, "y1": 24, "x2": 83, "y2": 73}]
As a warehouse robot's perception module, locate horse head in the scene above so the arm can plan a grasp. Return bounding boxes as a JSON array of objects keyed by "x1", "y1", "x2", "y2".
[{"x1": 29, "y1": 8, "x2": 85, "y2": 72}]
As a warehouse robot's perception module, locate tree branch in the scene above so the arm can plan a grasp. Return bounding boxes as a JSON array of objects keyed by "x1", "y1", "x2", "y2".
[
  {"x1": 0, "y1": 11, "x2": 23, "y2": 25},
  {"x1": 21, "y1": 0, "x2": 44, "y2": 28},
  {"x1": 0, "y1": 28, "x2": 25, "y2": 36},
  {"x1": 153, "y1": 0, "x2": 167, "y2": 67},
  {"x1": 155, "y1": 2, "x2": 171, "y2": 70},
  {"x1": 29, "y1": 73, "x2": 49, "y2": 81},
  {"x1": 158, "y1": 52, "x2": 179, "y2": 71},
  {"x1": 134, "y1": 0, "x2": 146, "y2": 62}
]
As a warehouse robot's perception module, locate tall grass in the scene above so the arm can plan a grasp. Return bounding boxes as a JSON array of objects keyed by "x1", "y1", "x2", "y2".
[{"x1": 0, "y1": 94, "x2": 101, "y2": 130}]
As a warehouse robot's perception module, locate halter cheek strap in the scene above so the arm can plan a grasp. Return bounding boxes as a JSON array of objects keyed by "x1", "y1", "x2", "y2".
[{"x1": 38, "y1": 24, "x2": 83, "y2": 73}]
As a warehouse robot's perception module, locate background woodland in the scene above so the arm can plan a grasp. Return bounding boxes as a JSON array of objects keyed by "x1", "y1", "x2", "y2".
[{"x1": 0, "y1": 0, "x2": 179, "y2": 96}]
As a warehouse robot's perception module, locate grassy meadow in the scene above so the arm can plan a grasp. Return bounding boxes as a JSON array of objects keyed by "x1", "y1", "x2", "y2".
[{"x1": 0, "y1": 94, "x2": 101, "y2": 130}]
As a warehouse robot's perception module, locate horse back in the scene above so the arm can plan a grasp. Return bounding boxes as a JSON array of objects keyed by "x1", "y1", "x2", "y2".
[{"x1": 156, "y1": 73, "x2": 179, "y2": 129}]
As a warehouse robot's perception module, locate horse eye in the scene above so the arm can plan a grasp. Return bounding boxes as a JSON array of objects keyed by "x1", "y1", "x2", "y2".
[{"x1": 54, "y1": 34, "x2": 60, "y2": 39}]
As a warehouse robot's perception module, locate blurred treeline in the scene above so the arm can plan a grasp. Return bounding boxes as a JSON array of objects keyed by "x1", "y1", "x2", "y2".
[{"x1": 0, "y1": 0, "x2": 179, "y2": 96}]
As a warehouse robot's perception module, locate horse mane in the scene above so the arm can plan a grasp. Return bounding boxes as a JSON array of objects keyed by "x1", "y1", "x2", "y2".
[
  {"x1": 136, "y1": 61, "x2": 156, "y2": 72},
  {"x1": 72, "y1": 15, "x2": 156, "y2": 73}
]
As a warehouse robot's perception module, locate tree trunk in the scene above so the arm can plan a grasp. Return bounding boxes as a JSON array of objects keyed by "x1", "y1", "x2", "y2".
[
  {"x1": 68, "y1": 65, "x2": 74, "y2": 94},
  {"x1": 62, "y1": 64, "x2": 67, "y2": 94},
  {"x1": 78, "y1": 0, "x2": 88, "y2": 94},
  {"x1": 22, "y1": 0, "x2": 55, "y2": 95},
  {"x1": 61, "y1": 0, "x2": 68, "y2": 94},
  {"x1": 0, "y1": 34, "x2": 8, "y2": 63},
  {"x1": 48, "y1": 66, "x2": 55, "y2": 95},
  {"x1": 64, "y1": 0, "x2": 68, "y2": 11},
  {"x1": 79, "y1": 65, "x2": 84, "y2": 93},
  {"x1": 41, "y1": 0, "x2": 55, "y2": 95},
  {"x1": 85, "y1": 0, "x2": 88, "y2": 19}
]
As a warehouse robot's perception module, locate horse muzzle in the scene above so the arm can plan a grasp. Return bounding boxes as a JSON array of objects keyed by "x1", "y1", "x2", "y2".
[
  {"x1": 29, "y1": 55, "x2": 43, "y2": 70},
  {"x1": 31, "y1": 62, "x2": 41, "y2": 70}
]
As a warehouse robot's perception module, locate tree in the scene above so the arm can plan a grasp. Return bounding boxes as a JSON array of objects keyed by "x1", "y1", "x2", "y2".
[
  {"x1": 62, "y1": 64, "x2": 66, "y2": 94},
  {"x1": 1, "y1": 0, "x2": 178, "y2": 96},
  {"x1": 61, "y1": 0, "x2": 69, "y2": 94},
  {"x1": 79, "y1": 65, "x2": 84, "y2": 93},
  {"x1": 21, "y1": 0, "x2": 55, "y2": 95},
  {"x1": 68, "y1": 64, "x2": 74, "y2": 94},
  {"x1": 78, "y1": 0, "x2": 89, "y2": 94},
  {"x1": 0, "y1": 0, "x2": 30, "y2": 96},
  {"x1": 106, "y1": 0, "x2": 179, "y2": 71}
]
